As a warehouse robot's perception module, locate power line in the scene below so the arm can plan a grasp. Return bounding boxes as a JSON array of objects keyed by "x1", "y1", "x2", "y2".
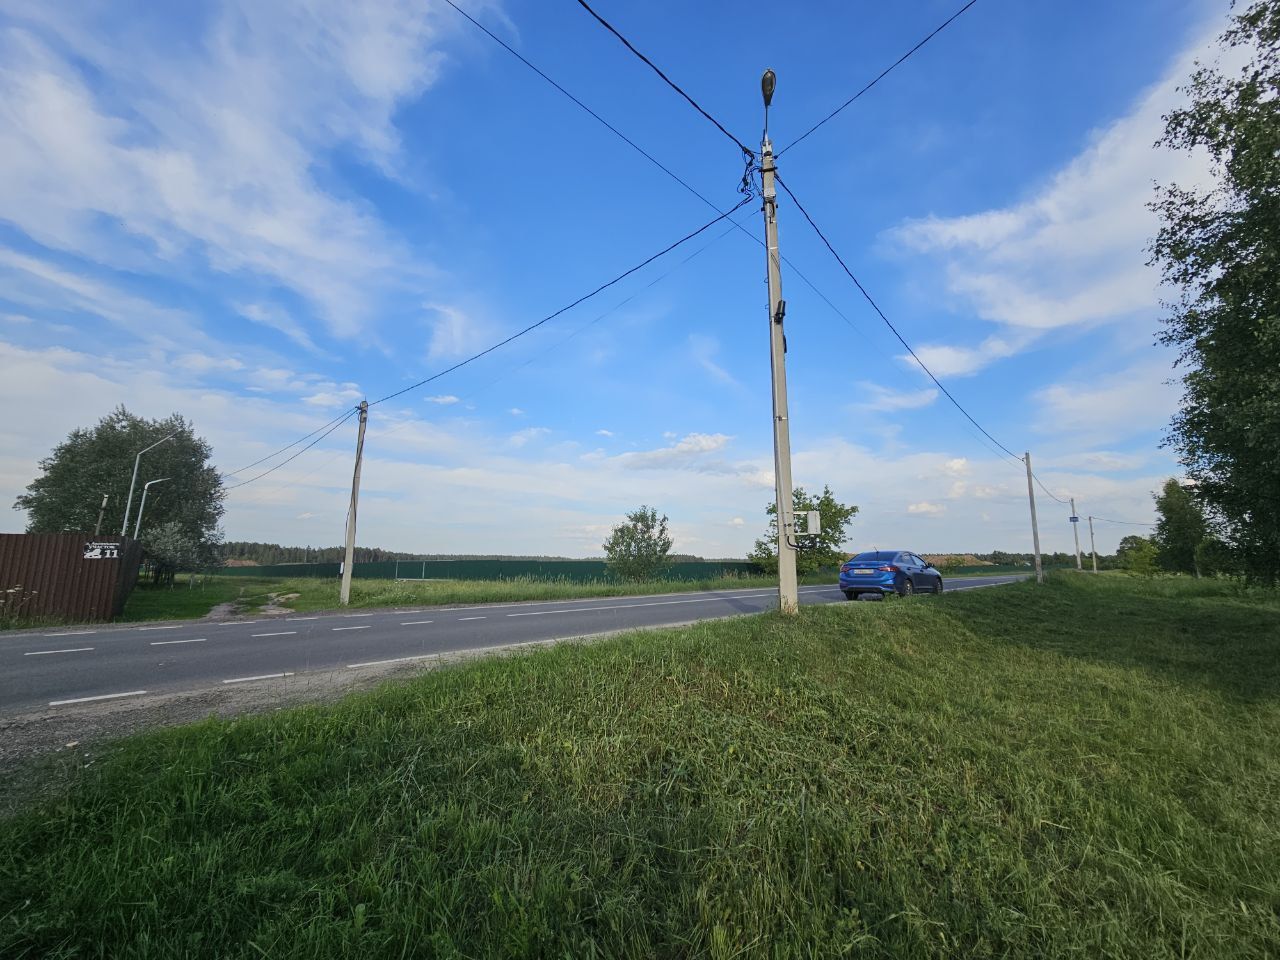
[
  {"x1": 1093, "y1": 516, "x2": 1157, "y2": 527},
  {"x1": 367, "y1": 196, "x2": 752, "y2": 408},
  {"x1": 1033, "y1": 473, "x2": 1070, "y2": 505},
  {"x1": 220, "y1": 408, "x2": 356, "y2": 479},
  {"x1": 773, "y1": 172, "x2": 1023, "y2": 465},
  {"x1": 572, "y1": 0, "x2": 755, "y2": 161},
  {"x1": 778, "y1": 0, "x2": 981, "y2": 158},
  {"x1": 224, "y1": 407, "x2": 359, "y2": 491}
]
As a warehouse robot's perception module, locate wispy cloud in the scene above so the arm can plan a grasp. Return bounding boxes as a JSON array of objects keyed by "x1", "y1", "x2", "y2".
[
  {"x1": 857, "y1": 381, "x2": 939, "y2": 411},
  {"x1": 425, "y1": 394, "x2": 460, "y2": 405}
]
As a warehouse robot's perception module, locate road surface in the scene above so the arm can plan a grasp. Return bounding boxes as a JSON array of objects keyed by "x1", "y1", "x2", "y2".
[{"x1": 0, "y1": 576, "x2": 1024, "y2": 716}]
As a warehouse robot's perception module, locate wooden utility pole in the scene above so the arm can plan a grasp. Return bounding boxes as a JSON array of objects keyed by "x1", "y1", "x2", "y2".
[{"x1": 1024, "y1": 452, "x2": 1044, "y2": 584}]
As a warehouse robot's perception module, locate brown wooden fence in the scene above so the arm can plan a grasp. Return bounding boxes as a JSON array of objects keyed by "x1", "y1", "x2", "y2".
[{"x1": 0, "y1": 533, "x2": 142, "y2": 623}]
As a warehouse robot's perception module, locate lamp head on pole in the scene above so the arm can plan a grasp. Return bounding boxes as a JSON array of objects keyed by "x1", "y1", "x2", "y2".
[{"x1": 761, "y1": 69, "x2": 776, "y2": 108}]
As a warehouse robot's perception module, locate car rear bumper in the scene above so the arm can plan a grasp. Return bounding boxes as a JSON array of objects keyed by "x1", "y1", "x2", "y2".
[{"x1": 838, "y1": 577, "x2": 897, "y2": 595}]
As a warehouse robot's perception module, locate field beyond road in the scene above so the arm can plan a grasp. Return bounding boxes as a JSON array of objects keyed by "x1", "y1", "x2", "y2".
[{"x1": 3, "y1": 575, "x2": 1278, "y2": 958}]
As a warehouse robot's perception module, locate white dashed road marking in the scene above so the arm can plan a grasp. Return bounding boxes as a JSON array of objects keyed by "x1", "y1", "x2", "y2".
[
  {"x1": 150, "y1": 638, "x2": 207, "y2": 646},
  {"x1": 332, "y1": 625, "x2": 371, "y2": 632},
  {"x1": 50, "y1": 690, "x2": 146, "y2": 706},
  {"x1": 222, "y1": 672, "x2": 294, "y2": 684},
  {"x1": 24, "y1": 647, "x2": 94, "y2": 656},
  {"x1": 252, "y1": 631, "x2": 296, "y2": 637}
]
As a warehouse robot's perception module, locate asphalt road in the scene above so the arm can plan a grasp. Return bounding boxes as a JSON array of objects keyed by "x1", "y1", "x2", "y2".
[{"x1": 0, "y1": 576, "x2": 1024, "y2": 716}]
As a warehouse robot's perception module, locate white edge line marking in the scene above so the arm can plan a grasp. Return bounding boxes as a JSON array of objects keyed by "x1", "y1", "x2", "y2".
[
  {"x1": 286, "y1": 617, "x2": 319, "y2": 621},
  {"x1": 138, "y1": 625, "x2": 179, "y2": 631},
  {"x1": 151, "y1": 638, "x2": 207, "y2": 646},
  {"x1": 42, "y1": 630, "x2": 96, "y2": 637},
  {"x1": 457, "y1": 616, "x2": 486, "y2": 621},
  {"x1": 347, "y1": 654, "x2": 435, "y2": 669},
  {"x1": 506, "y1": 591, "x2": 777, "y2": 617},
  {"x1": 252, "y1": 631, "x2": 297, "y2": 637},
  {"x1": 222, "y1": 672, "x2": 294, "y2": 684},
  {"x1": 25, "y1": 647, "x2": 94, "y2": 656},
  {"x1": 50, "y1": 690, "x2": 147, "y2": 706},
  {"x1": 344, "y1": 613, "x2": 374, "y2": 618},
  {"x1": 332, "y1": 625, "x2": 371, "y2": 631},
  {"x1": 216, "y1": 621, "x2": 260, "y2": 626},
  {"x1": 400, "y1": 620, "x2": 434, "y2": 626}
]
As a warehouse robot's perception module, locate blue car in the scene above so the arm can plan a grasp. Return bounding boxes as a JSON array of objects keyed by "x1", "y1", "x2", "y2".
[{"x1": 838, "y1": 550, "x2": 944, "y2": 600}]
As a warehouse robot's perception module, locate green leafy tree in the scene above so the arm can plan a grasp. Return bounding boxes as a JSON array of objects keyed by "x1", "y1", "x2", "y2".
[
  {"x1": 14, "y1": 406, "x2": 224, "y2": 552},
  {"x1": 749, "y1": 485, "x2": 859, "y2": 576},
  {"x1": 1149, "y1": 0, "x2": 1280, "y2": 584},
  {"x1": 1117, "y1": 535, "x2": 1160, "y2": 577},
  {"x1": 1195, "y1": 536, "x2": 1238, "y2": 578},
  {"x1": 1153, "y1": 478, "x2": 1209, "y2": 575},
  {"x1": 602, "y1": 506, "x2": 673, "y2": 581},
  {"x1": 146, "y1": 521, "x2": 224, "y2": 585}
]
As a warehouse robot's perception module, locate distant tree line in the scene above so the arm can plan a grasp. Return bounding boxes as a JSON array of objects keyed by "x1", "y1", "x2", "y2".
[{"x1": 221, "y1": 542, "x2": 713, "y2": 566}]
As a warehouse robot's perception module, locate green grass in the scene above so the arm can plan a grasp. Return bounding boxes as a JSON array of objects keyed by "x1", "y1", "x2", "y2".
[
  {"x1": 3, "y1": 574, "x2": 1277, "y2": 958},
  {"x1": 117, "y1": 576, "x2": 287, "y2": 622}
]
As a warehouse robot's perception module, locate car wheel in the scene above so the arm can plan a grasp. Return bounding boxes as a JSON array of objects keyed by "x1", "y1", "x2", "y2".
[
  {"x1": 843, "y1": 591, "x2": 856, "y2": 601},
  {"x1": 900, "y1": 578, "x2": 914, "y2": 597},
  {"x1": 934, "y1": 577, "x2": 944, "y2": 594}
]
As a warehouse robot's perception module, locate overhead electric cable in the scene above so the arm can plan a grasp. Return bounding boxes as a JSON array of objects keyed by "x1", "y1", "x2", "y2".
[
  {"x1": 572, "y1": 0, "x2": 755, "y2": 161},
  {"x1": 367, "y1": 196, "x2": 752, "y2": 408},
  {"x1": 773, "y1": 173, "x2": 1023, "y2": 465},
  {"x1": 1092, "y1": 516, "x2": 1157, "y2": 527},
  {"x1": 778, "y1": 0, "x2": 981, "y2": 158},
  {"x1": 220, "y1": 408, "x2": 356, "y2": 479},
  {"x1": 1033, "y1": 473, "x2": 1070, "y2": 505},
  {"x1": 224, "y1": 406, "x2": 359, "y2": 491}
]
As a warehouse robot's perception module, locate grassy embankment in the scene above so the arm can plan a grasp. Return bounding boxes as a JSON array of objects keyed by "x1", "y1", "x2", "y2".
[{"x1": 3, "y1": 574, "x2": 1278, "y2": 958}]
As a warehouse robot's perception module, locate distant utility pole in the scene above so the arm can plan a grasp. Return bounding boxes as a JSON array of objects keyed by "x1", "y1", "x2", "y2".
[
  {"x1": 94, "y1": 494, "x2": 109, "y2": 537},
  {"x1": 760, "y1": 69, "x2": 798, "y2": 615},
  {"x1": 1024, "y1": 451, "x2": 1044, "y2": 584},
  {"x1": 1070, "y1": 497, "x2": 1082, "y2": 570},
  {"x1": 339, "y1": 401, "x2": 369, "y2": 606},
  {"x1": 1088, "y1": 516, "x2": 1099, "y2": 573}
]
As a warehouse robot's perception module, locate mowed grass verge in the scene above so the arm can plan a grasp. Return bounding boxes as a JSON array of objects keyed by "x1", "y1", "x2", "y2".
[{"x1": 3, "y1": 574, "x2": 1277, "y2": 958}]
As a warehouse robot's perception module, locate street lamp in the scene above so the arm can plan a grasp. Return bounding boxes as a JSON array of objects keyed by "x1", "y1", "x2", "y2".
[
  {"x1": 133, "y1": 478, "x2": 171, "y2": 539},
  {"x1": 120, "y1": 431, "x2": 178, "y2": 536}
]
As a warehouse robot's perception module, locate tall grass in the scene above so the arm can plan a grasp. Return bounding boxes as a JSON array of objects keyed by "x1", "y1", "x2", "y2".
[{"x1": 2, "y1": 574, "x2": 1277, "y2": 957}]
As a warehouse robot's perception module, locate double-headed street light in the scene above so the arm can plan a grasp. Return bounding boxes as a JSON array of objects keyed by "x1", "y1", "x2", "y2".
[
  {"x1": 133, "y1": 477, "x2": 171, "y2": 539},
  {"x1": 120, "y1": 431, "x2": 178, "y2": 536}
]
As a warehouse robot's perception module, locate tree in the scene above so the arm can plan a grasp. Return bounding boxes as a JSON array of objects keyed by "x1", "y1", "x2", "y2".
[
  {"x1": 14, "y1": 407, "x2": 224, "y2": 553},
  {"x1": 602, "y1": 506, "x2": 673, "y2": 581},
  {"x1": 146, "y1": 521, "x2": 224, "y2": 585},
  {"x1": 748, "y1": 485, "x2": 859, "y2": 576},
  {"x1": 1117, "y1": 535, "x2": 1160, "y2": 576},
  {"x1": 1149, "y1": 0, "x2": 1280, "y2": 584},
  {"x1": 1153, "y1": 478, "x2": 1209, "y2": 575},
  {"x1": 1195, "y1": 536, "x2": 1238, "y2": 578}
]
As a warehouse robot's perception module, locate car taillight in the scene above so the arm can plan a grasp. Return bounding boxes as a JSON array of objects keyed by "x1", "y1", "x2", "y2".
[
  {"x1": 840, "y1": 563, "x2": 852, "y2": 573},
  {"x1": 877, "y1": 564, "x2": 899, "y2": 572}
]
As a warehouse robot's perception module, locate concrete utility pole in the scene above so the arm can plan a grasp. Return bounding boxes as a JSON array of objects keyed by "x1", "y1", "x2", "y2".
[
  {"x1": 133, "y1": 478, "x2": 170, "y2": 539},
  {"x1": 121, "y1": 430, "x2": 179, "y2": 537},
  {"x1": 1024, "y1": 451, "x2": 1044, "y2": 584},
  {"x1": 339, "y1": 401, "x2": 369, "y2": 606},
  {"x1": 94, "y1": 494, "x2": 109, "y2": 537},
  {"x1": 1088, "y1": 516, "x2": 1099, "y2": 573},
  {"x1": 760, "y1": 69, "x2": 798, "y2": 615},
  {"x1": 1070, "y1": 497, "x2": 1083, "y2": 570}
]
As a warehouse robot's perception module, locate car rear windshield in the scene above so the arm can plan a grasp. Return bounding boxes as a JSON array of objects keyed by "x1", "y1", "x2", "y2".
[{"x1": 850, "y1": 551, "x2": 898, "y2": 562}]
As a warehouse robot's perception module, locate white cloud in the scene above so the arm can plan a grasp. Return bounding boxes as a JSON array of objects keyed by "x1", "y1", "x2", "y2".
[
  {"x1": 238, "y1": 303, "x2": 323, "y2": 353},
  {"x1": 615, "y1": 433, "x2": 739, "y2": 473},
  {"x1": 424, "y1": 394, "x2": 460, "y2": 405},
  {"x1": 907, "y1": 501, "x2": 945, "y2": 516},
  {"x1": 509, "y1": 407, "x2": 525, "y2": 417},
  {"x1": 688, "y1": 334, "x2": 741, "y2": 389},
  {"x1": 1034, "y1": 359, "x2": 1180, "y2": 443},
  {"x1": 508, "y1": 426, "x2": 550, "y2": 448},
  {"x1": 0, "y1": 1, "x2": 462, "y2": 337},
  {"x1": 857, "y1": 381, "x2": 939, "y2": 411},
  {"x1": 595, "y1": 429, "x2": 614, "y2": 437},
  {"x1": 301, "y1": 384, "x2": 363, "y2": 408},
  {"x1": 425, "y1": 303, "x2": 494, "y2": 360},
  {"x1": 885, "y1": 21, "x2": 1226, "y2": 373},
  {"x1": 729, "y1": 517, "x2": 745, "y2": 527}
]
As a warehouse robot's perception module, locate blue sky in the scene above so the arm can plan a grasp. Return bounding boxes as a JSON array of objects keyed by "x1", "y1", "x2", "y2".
[{"x1": 0, "y1": 0, "x2": 1225, "y2": 556}]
